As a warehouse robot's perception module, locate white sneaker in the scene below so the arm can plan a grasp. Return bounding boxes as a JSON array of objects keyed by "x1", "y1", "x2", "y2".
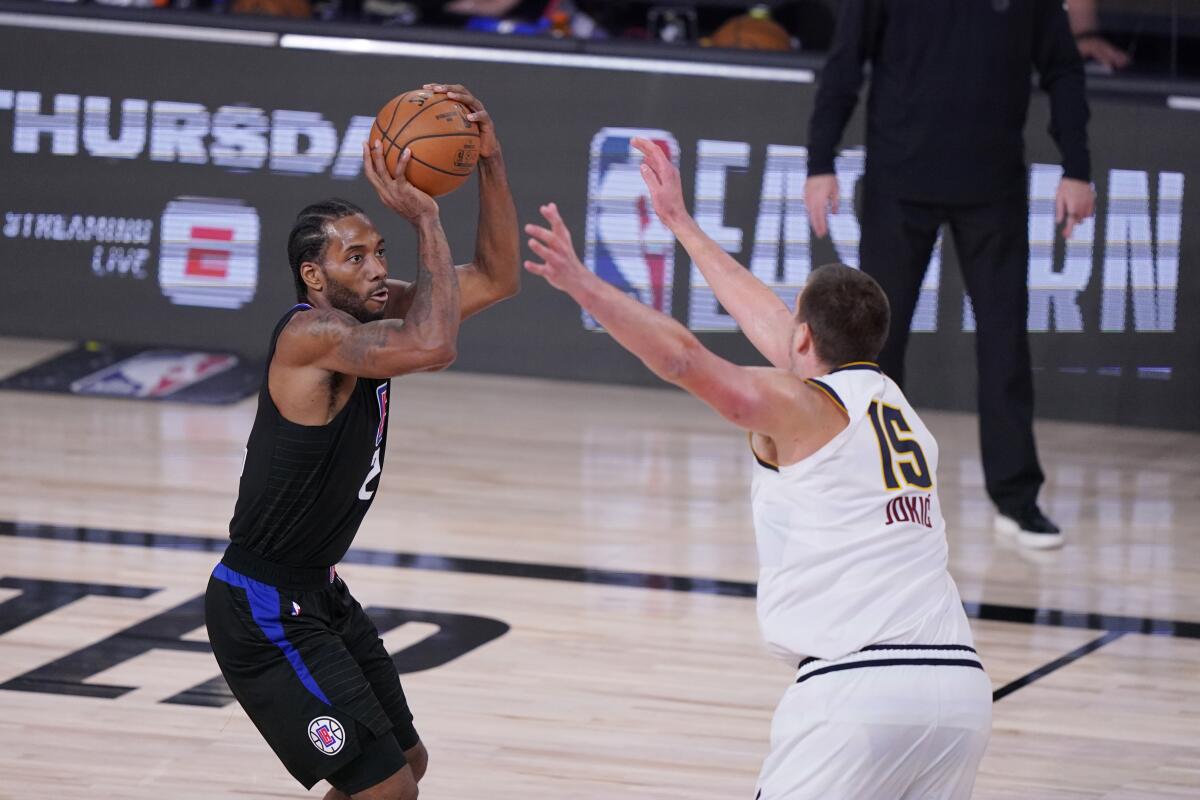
[{"x1": 994, "y1": 508, "x2": 1064, "y2": 550}]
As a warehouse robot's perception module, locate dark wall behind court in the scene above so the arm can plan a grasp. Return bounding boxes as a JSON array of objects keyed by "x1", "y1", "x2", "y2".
[{"x1": 0, "y1": 20, "x2": 1195, "y2": 429}]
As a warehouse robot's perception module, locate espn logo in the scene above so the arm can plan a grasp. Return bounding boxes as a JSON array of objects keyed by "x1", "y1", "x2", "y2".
[
  {"x1": 583, "y1": 128, "x2": 680, "y2": 331},
  {"x1": 159, "y1": 197, "x2": 260, "y2": 309}
]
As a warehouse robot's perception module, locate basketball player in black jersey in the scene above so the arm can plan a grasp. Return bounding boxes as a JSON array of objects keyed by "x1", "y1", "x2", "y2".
[{"x1": 204, "y1": 84, "x2": 518, "y2": 800}]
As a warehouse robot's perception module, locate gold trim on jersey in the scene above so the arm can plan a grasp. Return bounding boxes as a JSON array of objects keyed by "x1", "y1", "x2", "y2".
[
  {"x1": 805, "y1": 379, "x2": 848, "y2": 414},
  {"x1": 748, "y1": 432, "x2": 780, "y2": 472},
  {"x1": 833, "y1": 361, "x2": 883, "y2": 373}
]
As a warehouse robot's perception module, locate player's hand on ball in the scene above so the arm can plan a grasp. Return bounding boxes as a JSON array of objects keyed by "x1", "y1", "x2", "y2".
[
  {"x1": 425, "y1": 83, "x2": 500, "y2": 159},
  {"x1": 632, "y1": 137, "x2": 687, "y2": 228},
  {"x1": 362, "y1": 140, "x2": 439, "y2": 224},
  {"x1": 524, "y1": 203, "x2": 586, "y2": 292}
]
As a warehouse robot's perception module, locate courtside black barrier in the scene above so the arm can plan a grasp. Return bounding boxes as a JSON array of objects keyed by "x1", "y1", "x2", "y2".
[{"x1": 0, "y1": 7, "x2": 1196, "y2": 429}]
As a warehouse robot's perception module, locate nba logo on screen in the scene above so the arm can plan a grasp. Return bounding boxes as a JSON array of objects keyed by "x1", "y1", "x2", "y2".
[
  {"x1": 583, "y1": 128, "x2": 680, "y2": 331},
  {"x1": 159, "y1": 198, "x2": 260, "y2": 309}
]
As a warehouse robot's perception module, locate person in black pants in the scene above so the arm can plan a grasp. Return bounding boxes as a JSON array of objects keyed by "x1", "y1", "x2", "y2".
[{"x1": 804, "y1": 0, "x2": 1096, "y2": 548}]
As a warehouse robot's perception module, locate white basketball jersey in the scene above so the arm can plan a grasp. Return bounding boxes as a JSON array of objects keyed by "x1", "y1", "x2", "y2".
[{"x1": 751, "y1": 363, "x2": 974, "y2": 664}]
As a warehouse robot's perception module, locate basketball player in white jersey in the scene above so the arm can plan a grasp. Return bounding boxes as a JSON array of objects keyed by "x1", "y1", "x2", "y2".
[{"x1": 523, "y1": 138, "x2": 992, "y2": 799}]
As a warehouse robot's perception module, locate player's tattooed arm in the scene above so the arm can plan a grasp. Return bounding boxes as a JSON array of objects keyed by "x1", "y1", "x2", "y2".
[
  {"x1": 407, "y1": 214, "x2": 461, "y2": 333},
  {"x1": 277, "y1": 293, "x2": 458, "y2": 380},
  {"x1": 632, "y1": 137, "x2": 796, "y2": 370},
  {"x1": 277, "y1": 215, "x2": 460, "y2": 379}
]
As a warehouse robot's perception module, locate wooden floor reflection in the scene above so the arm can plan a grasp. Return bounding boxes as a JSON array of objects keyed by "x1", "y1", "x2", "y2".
[{"x1": 0, "y1": 338, "x2": 1197, "y2": 799}]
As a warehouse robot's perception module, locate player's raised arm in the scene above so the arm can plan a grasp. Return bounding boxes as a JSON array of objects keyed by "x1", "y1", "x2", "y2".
[
  {"x1": 525, "y1": 203, "x2": 826, "y2": 440},
  {"x1": 277, "y1": 144, "x2": 461, "y2": 379},
  {"x1": 632, "y1": 137, "x2": 796, "y2": 370},
  {"x1": 277, "y1": 305, "x2": 457, "y2": 379},
  {"x1": 386, "y1": 84, "x2": 520, "y2": 322}
]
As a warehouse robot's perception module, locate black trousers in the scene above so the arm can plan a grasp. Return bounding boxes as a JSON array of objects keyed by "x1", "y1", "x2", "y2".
[{"x1": 858, "y1": 180, "x2": 1044, "y2": 516}]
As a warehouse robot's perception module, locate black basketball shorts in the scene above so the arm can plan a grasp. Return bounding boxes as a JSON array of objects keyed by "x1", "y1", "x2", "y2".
[{"x1": 204, "y1": 545, "x2": 420, "y2": 793}]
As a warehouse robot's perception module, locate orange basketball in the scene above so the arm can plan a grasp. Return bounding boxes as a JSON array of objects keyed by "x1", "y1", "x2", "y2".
[
  {"x1": 370, "y1": 90, "x2": 481, "y2": 197},
  {"x1": 711, "y1": 13, "x2": 792, "y2": 52}
]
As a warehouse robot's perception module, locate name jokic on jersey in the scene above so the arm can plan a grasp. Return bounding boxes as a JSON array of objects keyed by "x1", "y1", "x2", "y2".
[{"x1": 884, "y1": 495, "x2": 933, "y2": 529}]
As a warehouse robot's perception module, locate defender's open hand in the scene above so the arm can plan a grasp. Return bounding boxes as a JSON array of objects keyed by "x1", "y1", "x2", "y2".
[
  {"x1": 524, "y1": 203, "x2": 586, "y2": 292},
  {"x1": 632, "y1": 137, "x2": 687, "y2": 229}
]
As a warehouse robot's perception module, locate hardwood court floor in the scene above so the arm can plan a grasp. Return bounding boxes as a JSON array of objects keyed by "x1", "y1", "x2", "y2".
[{"x1": 0, "y1": 337, "x2": 1197, "y2": 799}]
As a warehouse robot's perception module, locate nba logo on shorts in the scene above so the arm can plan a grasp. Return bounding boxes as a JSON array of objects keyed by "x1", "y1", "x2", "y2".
[
  {"x1": 583, "y1": 128, "x2": 680, "y2": 331},
  {"x1": 159, "y1": 197, "x2": 260, "y2": 309},
  {"x1": 308, "y1": 717, "x2": 345, "y2": 755}
]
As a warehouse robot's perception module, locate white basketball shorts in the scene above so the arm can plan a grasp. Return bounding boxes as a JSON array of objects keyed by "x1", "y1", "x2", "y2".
[{"x1": 755, "y1": 644, "x2": 993, "y2": 800}]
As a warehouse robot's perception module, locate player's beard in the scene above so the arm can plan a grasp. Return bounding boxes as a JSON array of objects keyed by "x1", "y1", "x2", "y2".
[{"x1": 324, "y1": 273, "x2": 384, "y2": 323}]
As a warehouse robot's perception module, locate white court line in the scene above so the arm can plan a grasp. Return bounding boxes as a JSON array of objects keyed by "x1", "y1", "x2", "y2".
[
  {"x1": 1166, "y1": 95, "x2": 1200, "y2": 111},
  {"x1": 0, "y1": 12, "x2": 278, "y2": 46},
  {"x1": 280, "y1": 34, "x2": 815, "y2": 83}
]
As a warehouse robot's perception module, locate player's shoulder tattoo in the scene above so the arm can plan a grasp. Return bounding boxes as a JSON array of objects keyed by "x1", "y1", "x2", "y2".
[{"x1": 287, "y1": 308, "x2": 355, "y2": 343}]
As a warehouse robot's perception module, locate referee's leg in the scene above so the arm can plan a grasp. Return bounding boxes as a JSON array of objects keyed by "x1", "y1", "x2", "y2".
[
  {"x1": 857, "y1": 178, "x2": 943, "y2": 386},
  {"x1": 949, "y1": 188, "x2": 1045, "y2": 516}
]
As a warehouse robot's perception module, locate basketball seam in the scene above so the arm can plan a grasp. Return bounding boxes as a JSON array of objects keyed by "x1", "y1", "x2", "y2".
[
  {"x1": 386, "y1": 97, "x2": 456, "y2": 147},
  {"x1": 404, "y1": 132, "x2": 481, "y2": 143},
  {"x1": 378, "y1": 102, "x2": 462, "y2": 157},
  {"x1": 371, "y1": 93, "x2": 409, "y2": 153},
  {"x1": 409, "y1": 154, "x2": 473, "y2": 177},
  {"x1": 381, "y1": 92, "x2": 408, "y2": 136}
]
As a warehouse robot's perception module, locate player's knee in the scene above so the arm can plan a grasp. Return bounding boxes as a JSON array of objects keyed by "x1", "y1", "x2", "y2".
[
  {"x1": 352, "y1": 769, "x2": 418, "y2": 800},
  {"x1": 405, "y1": 741, "x2": 429, "y2": 783}
]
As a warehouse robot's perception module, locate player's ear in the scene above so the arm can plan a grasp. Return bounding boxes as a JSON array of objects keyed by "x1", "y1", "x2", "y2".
[
  {"x1": 795, "y1": 321, "x2": 814, "y2": 356},
  {"x1": 301, "y1": 261, "x2": 325, "y2": 293}
]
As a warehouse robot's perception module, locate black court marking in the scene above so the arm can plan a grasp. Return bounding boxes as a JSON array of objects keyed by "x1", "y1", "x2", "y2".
[
  {"x1": 2, "y1": 521, "x2": 1198, "y2": 644},
  {"x1": 991, "y1": 631, "x2": 1127, "y2": 702},
  {"x1": 0, "y1": 521, "x2": 753, "y2": 597}
]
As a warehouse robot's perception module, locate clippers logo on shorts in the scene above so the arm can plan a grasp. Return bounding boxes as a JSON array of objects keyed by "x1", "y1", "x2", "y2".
[
  {"x1": 308, "y1": 717, "x2": 345, "y2": 756},
  {"x1": 375, "y1": 384, "x2": 389, "y2": 447},
  {"x1": 69, "y1": 350, "x2": 238, "y2": 399},
  {"x1": 159, "y1": 197, "x2": 260, "y2": 309},
  {"x1": 583, "y1": 128, "x2": 680, "y2": 331}
]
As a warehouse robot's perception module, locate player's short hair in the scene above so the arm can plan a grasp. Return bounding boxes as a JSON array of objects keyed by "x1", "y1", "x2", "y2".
[
  {"x1": 796, "y1": 264, "x2": 890, "y2": 367},
  {"x1": 287, "y1": 198, "x2": 366, "y2": 301}
]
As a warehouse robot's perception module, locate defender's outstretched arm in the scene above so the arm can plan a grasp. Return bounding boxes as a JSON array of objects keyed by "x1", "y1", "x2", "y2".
[
  {"x1": 632, "y1": 137, "x2": 796, "y2": 370},
  {"x1": 524, "y1": 203, "x2": 804, "y2": 437}
]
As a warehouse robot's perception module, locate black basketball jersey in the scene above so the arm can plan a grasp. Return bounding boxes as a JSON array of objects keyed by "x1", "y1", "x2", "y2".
[{"x1": 228, "y1": 304, "x2": 391, "y2": 567}]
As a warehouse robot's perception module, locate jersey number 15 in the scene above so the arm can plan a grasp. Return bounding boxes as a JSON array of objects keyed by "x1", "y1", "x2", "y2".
[{"x1": 867, "y1": 401, "x2": 933, "y2": 490}]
